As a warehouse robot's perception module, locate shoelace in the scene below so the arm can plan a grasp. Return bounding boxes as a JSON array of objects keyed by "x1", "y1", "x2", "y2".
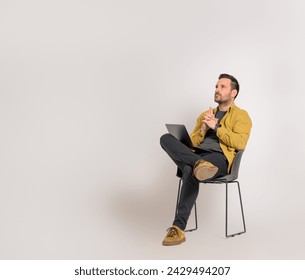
[{"x1": 166, "y1": 227, "x2": 178, "y2": 237}]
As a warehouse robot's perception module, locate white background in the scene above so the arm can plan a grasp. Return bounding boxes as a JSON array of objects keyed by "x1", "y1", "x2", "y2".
[{"x1": 0, "y1": 0, "x2": 305, "y2": 259}]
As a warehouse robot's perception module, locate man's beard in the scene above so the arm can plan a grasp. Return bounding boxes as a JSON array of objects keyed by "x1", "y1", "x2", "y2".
[
  {"x1": 215, "y1": 94, "x2": 230, "y2": 104},
  {"x1": 214, "y1": 94, "x2": 222, "y2": 104}
]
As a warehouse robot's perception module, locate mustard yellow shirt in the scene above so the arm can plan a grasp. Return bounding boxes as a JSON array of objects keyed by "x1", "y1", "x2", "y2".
[{"x1": 190, "y1": 103, "x2": 252, "y2": 172}]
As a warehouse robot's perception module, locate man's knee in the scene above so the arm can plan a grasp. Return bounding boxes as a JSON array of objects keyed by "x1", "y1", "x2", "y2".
[{"x1": 160, "y1": 133, "x2": 172, "y2": 147}]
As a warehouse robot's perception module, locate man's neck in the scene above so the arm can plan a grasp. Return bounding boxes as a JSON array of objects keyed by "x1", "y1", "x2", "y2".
[{"x1": 218, "y1": 101, "x2": 234, "y2": 112}]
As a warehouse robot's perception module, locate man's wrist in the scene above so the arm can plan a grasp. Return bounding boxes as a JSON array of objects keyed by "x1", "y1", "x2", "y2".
[{"x1": 214, "y1": 123, "x2": 221, "y2": 132}]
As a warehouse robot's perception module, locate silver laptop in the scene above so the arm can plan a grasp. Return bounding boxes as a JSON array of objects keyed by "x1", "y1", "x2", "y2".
[{"x1": 165, "y1": 124, "x2": 204, "y2": 153}]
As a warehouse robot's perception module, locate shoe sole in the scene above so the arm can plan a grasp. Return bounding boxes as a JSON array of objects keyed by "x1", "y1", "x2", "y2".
[
  {"x1": 162, "y1": 237, "x2": 186, "y2": 246},
  {"x1": 194, "y1": 165, "x2": 218, "y2": 181}
]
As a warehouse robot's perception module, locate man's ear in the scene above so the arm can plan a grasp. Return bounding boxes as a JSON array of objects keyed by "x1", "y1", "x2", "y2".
[{"x1": 231, "y1": 89, "x2": 237, "y2": 99}]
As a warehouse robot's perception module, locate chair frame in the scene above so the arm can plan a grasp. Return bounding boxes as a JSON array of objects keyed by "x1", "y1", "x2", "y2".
[{"x1": 175, "y1": 150, "x2": 246, "y2": 238}]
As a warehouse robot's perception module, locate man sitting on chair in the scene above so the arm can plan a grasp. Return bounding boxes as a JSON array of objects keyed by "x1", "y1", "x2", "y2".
[{"x1": 160, "y1": 73, "x2": 252, "y2": 246}]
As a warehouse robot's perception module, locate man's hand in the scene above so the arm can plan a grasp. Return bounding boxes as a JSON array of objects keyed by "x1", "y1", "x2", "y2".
[{"x1": 203, "y1": 107, "x2": 218, "y2": 130}]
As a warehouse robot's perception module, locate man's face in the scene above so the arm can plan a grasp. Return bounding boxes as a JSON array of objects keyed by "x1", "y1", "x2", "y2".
[{"x1": 214, "y1": 78, "x2": 236, "y2": 104}]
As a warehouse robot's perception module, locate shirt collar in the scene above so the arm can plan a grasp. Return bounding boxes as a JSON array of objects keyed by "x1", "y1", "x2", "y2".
[{"x1": 215, "y1": 103, "x2": 235, "y2": 113}]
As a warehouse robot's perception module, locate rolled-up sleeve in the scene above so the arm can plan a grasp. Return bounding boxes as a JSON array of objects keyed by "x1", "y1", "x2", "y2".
[{"x1": 190, "y1": 112, "x2": 207, "y2": 146}]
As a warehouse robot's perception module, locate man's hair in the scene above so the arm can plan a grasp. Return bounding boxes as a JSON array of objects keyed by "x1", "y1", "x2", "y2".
[{"x1": 218, "y1": 73, "x2": 240, "y2": 99}]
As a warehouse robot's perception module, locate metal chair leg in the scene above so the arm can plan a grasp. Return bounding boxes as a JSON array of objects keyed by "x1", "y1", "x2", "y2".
[
  {"x1": 189, "y1": 201, "x2": 198, "y2": 232},
  {"x1": 175, "y1": 178, "x2": 246, "y2": 236},
  {"x1": 176, "y1": 178, "x2": 198, "y2": 232},
  {"x1": 225, "y1": 180, "x2": 246, "y2": 238}
]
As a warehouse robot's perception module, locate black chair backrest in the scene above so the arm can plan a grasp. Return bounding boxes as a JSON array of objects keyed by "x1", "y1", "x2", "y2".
[{"x1": 217, "y1": 150, "x2": 244, "y2": 182}]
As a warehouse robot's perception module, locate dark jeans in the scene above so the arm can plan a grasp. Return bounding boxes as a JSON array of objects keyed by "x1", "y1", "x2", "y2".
[{"x1": 160, "y1": 133, "x2": 228, "y2": 231}]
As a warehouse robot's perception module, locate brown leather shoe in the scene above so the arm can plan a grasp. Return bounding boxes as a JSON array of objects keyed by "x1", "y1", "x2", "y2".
[
  {"x1": 193, "y1": 160, "x2": 218, "y2": 181},
  {"x1": 162, "y1": 225, "x2": 186, "y2": 246}
]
